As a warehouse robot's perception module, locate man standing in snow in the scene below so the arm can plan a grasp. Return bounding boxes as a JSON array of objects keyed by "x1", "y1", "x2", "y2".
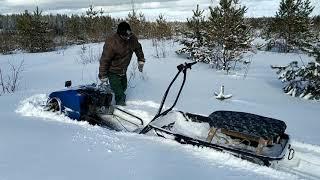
[{"x1": 99, "y1": 21, "x2": 145, "y2": 106}]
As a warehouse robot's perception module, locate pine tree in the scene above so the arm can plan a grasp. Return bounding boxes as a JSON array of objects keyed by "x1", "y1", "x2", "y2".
[
  {"x1": 313, "y1": 15, "x2": 320, "y2": 47},
  {"x1": 66, "y1": 15, "x2": 86, "y2": 43},
  {"x1": 0, "y1": 30, "x2": 17, "y2": 54},
  {"x1": 272, "y1": 60, "x2": 320, "y2": 100},
  {"x1": 314, "y1": 15, "x2": 320, "y2": 32},
  {"x1": 176, "y1": 5, "x2": 211, "y2": 63},
  {"x1": 207, "y1": 0, "x2": 252, "y2": 70},
  {"x1": 16, "y1": 10, "x2": 32, "y2": 51},
  {"x1": 126, "y1": 0, "x2": 142, "y2": 37},
  {"x1": 85, "y1": 5, "x2": 100, "y2": 42},
  {"x1": 98, "y1": 15, "x2": 113, "y2": 39},
  {"x1": 0, "y1": 14, "x2": 3, "y2": 30},
  {"x1": 0, "y1": 14, "x2": 16, "y2": 54},
  {"x1": 151, "y1": 14, "x2": 172, "y2": 58},
  {"x1": 153, "y1": 14, "x2": 172, "y2": 40},
  {"x1": 17, "y1": 7, "x2": 53, "y2": 52},
  {"x1": 127, "y1": 11, "x2": 142, "y2": 37},
  {"x1": 316, "y1": 50, "x2": 320, "y2": 63},
  {"x1": 268, "y1": 0, "x2": 314, "y2": 52},
  {"x1": 187, "y1": 5, "x2": 206, "y2": 45}
]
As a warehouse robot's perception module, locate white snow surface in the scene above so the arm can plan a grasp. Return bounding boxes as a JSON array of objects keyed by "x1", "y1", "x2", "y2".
[
  {"x1": 172, "y1": 113, "x2": 210, "y2": 140},
  {"x1": 1, "y1": 40, "x2": 320, "y2": 180}
]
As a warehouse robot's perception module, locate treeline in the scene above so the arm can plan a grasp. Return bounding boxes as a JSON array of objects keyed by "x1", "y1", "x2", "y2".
[
  {"x1": 0, "y1": 5, "x2": 174, "y2": 54},
  {"x1": 0, "y1": 4, "x2": 319, "y2": 55},
  {"x1": 0, "y1": 6, "x2": 115, "y2": 53},
  {"x1": 247, "y1": 15, "x2": 320, "y2": 32}
]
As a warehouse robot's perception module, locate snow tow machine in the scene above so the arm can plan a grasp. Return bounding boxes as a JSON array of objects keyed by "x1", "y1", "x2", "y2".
[{"x1": 46, "y1": 62, "x2": 294, "y2": 166}]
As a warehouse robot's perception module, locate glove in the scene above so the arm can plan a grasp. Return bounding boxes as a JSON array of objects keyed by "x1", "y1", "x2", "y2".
[
  {"x1": 138, "y1": 61, "x2": 144, "y2": 72},
  {"x1": 100, "y1": 77, "x2": 109, "y2": 84},
  {"x1": 101, "y1": 77, "x2": 108, "y2": 82}
]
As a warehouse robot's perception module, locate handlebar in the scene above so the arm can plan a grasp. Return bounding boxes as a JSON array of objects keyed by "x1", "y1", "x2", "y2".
[
  {"x1": 140, "y1": 61, "x2": 198, "y2": 134},
  {"x1": 177, "y1": 61, "x2": 198, "y2": 71}
]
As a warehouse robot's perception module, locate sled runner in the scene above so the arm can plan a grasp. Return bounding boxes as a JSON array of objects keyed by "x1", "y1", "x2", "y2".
[{"x1": 46, "y1": 61, "x2": 293, "y2": 166}]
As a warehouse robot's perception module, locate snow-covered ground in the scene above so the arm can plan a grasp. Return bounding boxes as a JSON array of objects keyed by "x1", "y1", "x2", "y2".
[{"x1": 1, "y1": 40, "x2": 320, "y2": 180}]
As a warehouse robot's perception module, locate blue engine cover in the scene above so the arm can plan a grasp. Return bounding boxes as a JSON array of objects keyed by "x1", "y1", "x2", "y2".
[
  {"x1": 49, "y1": 89, "x2": 86, "y2": 120},
  {"x1": 48, "y1": 84, "x2": 112, "y2": 120}
]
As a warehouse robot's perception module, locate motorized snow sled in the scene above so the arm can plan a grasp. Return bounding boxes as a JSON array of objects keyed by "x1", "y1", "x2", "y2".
[
  {"x1": 47, "y1": 62, "x2": 294, "y2": 166},
  {"x1": 46, "y1": 81, "x2": 144, "y2": 131}
]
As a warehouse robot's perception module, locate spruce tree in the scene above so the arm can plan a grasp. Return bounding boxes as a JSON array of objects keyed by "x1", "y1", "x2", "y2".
[{"x1": 207, "y1": 0, "x2": 252, "y2": 70}]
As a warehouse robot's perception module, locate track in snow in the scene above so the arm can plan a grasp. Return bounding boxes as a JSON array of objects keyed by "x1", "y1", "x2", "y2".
[
  {"x1": 275, "y1": 141, "x2": 320, "y2": 180},
  {"x1": 16, "y1": 94, "x2": 320, "y2": 180}
]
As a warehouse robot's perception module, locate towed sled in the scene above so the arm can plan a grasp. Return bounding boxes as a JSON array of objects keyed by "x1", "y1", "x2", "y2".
[{"x1": 47, "y1": 62, "x2": 294, "y2": 166}]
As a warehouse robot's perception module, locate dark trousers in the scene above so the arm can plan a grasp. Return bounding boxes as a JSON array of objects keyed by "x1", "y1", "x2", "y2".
[{"x1": 107, "y1": 72, "x2": 127, "y2": 105}]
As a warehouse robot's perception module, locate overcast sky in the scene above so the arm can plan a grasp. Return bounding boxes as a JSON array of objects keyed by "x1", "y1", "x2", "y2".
[{"x1": 0, "y1": 0, "x2": 319, "y2": 21}]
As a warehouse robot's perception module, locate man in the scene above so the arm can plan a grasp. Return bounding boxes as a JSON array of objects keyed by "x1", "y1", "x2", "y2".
[{"x1": 99, "y1": 21, "x2": 145, "y2": 106}]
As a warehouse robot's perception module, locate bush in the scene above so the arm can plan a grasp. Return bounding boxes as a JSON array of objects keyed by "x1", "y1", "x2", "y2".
[{"x1": 0, "y1": 60, "x2": 24, "y2": 95}]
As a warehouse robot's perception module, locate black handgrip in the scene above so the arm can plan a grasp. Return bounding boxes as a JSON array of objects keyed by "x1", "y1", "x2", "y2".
[
  {"x1": 177, "y1": 64, "x2": 184, "y2": 71},
  {"x1": 185, "y1": 61, "x2": 197, "y2": 69},
  {"x1": 177, "y1": 61, "x2": 197, "y2": 71}
]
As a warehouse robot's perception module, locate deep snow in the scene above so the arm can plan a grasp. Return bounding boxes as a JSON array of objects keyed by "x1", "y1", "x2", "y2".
[{"x1": 1, "y1": 39, "x2": 320, "y2": 180}]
